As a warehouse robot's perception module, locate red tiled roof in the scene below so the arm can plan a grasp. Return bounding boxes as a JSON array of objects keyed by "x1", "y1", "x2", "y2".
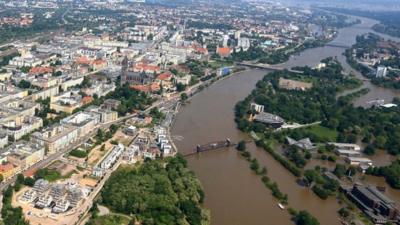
[
  {"x1": 0, "y1": 163, "x2": 14, "y2": 173},
  {"x1": 131, "y1": 83, "x2": 160, "y2": 93},
  {"x1": 194, "y1": 46, "x2": 208, "y2": 54},
  {"x1": 82, "y1": 96, "x2": 94, "y2": 105},
  {"x1": 156, "y1": 72, "x2": 173, "y2": 81},
  {"x1": 24, "y1": 168, "x2": 37, "y2": 177},
  {"x1": 133, "y1": 62, "x2": 160, "y2": 73},
  {"x1": 91, "y1": 59, "x2": 107, "y2": 65},
  {"x1": 29, "y1": 66, "x2": 53, "y2": 75},
  {"x1": 217, "y1": 47, "x2": 231, "y2": 57},
  {"x1": 76, "y1": 56, "x2": 92, "y2": 65}
]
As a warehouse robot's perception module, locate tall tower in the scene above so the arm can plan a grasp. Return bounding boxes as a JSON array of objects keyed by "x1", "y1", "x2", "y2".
[
  {"x1": 223, "y1": 35, "x2": 229, "y2": 47},
  {"x1": 234, "y1": 30, "x2": 241, "y2": 40},
  {"x1": 120, "y1": 56, "x2": 128, "y2": 85}
]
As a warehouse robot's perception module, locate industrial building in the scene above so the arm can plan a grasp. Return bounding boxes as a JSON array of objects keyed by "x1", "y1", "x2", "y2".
[
  {"x1": 343, "y1": 184, "x2": 399, "y2": 224},
  {"x1": 253, "y1": 112, "x2": 285, "y2": 128}
]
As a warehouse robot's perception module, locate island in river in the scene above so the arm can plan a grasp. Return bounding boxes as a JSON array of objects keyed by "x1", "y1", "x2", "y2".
[{"x1": 171, "y1": 14, "x2": 400, "y2": 225}]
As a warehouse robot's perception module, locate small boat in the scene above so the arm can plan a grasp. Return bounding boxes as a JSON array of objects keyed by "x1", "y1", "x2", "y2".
[{"x1": 278, "y1": 203, "x2": 285, "y2": 210}]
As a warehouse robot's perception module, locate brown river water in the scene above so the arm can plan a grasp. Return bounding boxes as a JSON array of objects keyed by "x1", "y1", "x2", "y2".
[{"x1": 171, "y1": 16, "x2": 400, "y2": 225}]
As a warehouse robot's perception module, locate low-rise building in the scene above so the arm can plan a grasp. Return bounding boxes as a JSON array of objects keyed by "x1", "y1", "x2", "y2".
[
  {"x1": 101, "y1": 99, "x2": 121, "y2": 111},
  {"x1": 286, "y1": 137, "x2": 317, "y2": 151},
  {"x1": 20, "y1": 189, "x2": 37, "y2": 203},
  {"x1": 0, "y1": 99, "x2": 40, "y2": 123},
  {"x1": 81, "y1": 81, "x2": 115, "y2": 97},
  {"x1": 52, "y1": 199, "x2": 70, "y2": 213},
  {"x1": 0, "y1": 163, "x2": 15, "y2": 180},
  {"x1": 0, "y1": 84, "x2": 28, "y2": 104},
  {"x1": 60, "y1": 77, "x2": 84, "y2": 91},
  {"x1": 328, "y1": 142, "x2": 361, "y2": 152},
  {"x1": 376, "y1": 66, "x2": 388, "y2": 78},
  {"x1": 50, "y1": 91, "x2": 84, "y2": 114},
  {"x1": 253, "y1": 112, "x2": 285, "y2": 128},
  {"x1": 345, "y1": 157, "x2": 373, "y2": 166},
  {"x1": 33, "y1": 124, "x2": 78, "y2": 154},
  {"x1": 0, "y1": 131, "x2": 8, "y2": 148},
  {"x1": 335, "y1": 149, "x2": 361, "y2": 157},
  {"x1": 31, "y1": 85, "x2": 59, "y2": 101},
  {"x1": 175, "y1": 75, "x2": 191, "y2": 85},
  {"x1": 6, "y1": 140, "x2": 45, "y2": 171},
  {"x1": 85, "y1": 106, "x2": 118, "y2": 124},
  {"x1": 278, "y1": 78, "x2": 313, "y2": 91},
  {"x1": 60, "y1": 111, "x2": 100, "y2": 137},
  {"x1": 35, "y1": 194, "x2": 53, "y2": 209},
  {"x1": 0, "y1": 71, "x2": 12, "y2": 81},
  {"x1": 344, "y1": 184, "x2": 399, "y2": 224},
  {"x1": 31, "y1": 76, "x2": 61, "y2": 89},
  {"x1": 250, "y1": 103, "x2": 264, "y2": 113},
  {"x1": 1, "y1": 116, "x2": 43, "y2": 140}
]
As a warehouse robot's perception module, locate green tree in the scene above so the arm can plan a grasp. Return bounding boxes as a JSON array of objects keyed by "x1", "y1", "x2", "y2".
[
  {"x1": 364, "y1": 144, "x2": 376, "y2": 155},
  {"x1": 293, "y1": 210, "x2": 320, "y2": 225},
  {"x1": 333, "y1": 164, "x2": 347, "y2": 178},
  {"x1": 180, "y1": 93, "x2": 188, "y2": 101},
  {"x1": 236, "y1": 140, "x2": 246, "y2": 151}
]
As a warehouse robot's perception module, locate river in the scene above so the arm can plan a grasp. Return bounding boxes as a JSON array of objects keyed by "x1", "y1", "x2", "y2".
[{"x1": 171, "y1": 16, "x2": 400, "y2": 225}]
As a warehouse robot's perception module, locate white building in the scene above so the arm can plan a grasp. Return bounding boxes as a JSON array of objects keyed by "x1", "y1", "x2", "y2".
[
  {"x1": 1, "y1": 116, "x2": 43, "y2": 141},
  {"x1": 223, "y1": 35, "x2": 229, "y2": 47},
  {"x1": 53, "y1": 199, "x2": 70, "y2": 213},
  {"x1": 99, "y1": 144, "x2": 124, "y2": 169},
  {"x1": 250, "y1": 103, "x2": 265, "y2": 113},
  {"x1": 376, "y1": 66, "x2": 388, "y2": 78},
  {"x1": 175, "y1": 75, "x2": 191, "y2": 85},
  {"x1": 0, "y1": 132, "x2": 8, "y2": 148},
  {"x1": 237, "y1": 37, "x2": 250, "y2": 51},
  {"x1": 328, "y1": 143, "x2": 361, "y2": 151},
  {"x1": 345, "y1": 157, "x2": 373, "y2": 166}
]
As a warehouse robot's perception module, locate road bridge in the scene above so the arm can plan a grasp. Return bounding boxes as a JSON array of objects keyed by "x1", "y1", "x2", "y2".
[
  {"x1": 183, "y1": 139, "x2": 253, "y2": 157},
  {"x1": 324, "y1": 43, "x2": 351, "y2": 49},
  {"x1": 236, "y1": 62, "x2": 304, "y2": 74}
]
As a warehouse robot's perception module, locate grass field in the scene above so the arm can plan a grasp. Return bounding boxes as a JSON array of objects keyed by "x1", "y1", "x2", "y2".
[
  {"x1": 87, "y1": 215, "x2": 131, "y2": 225},
  {"x1": 209, "y1": 60, "x2": 233, "y2": 69},
  {"x1": 305, "y1": 125, "x2": 338, "y2": 141}
]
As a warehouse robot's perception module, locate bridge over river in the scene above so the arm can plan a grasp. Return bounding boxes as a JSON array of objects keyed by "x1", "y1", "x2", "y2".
[
  {"x1": 183, "y1": 138, "x2": 253, "y2": 157},
  {"x1": 324, "y1": 43, "x2": 351, "y2": 49},
  {"x1": 236, "y1": 62, "x2": 304, "y2": 73}
]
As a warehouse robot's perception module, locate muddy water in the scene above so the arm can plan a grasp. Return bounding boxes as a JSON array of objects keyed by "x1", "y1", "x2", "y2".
[
  {"x1": 171, "y1": 16, "x2": 400, "y2": 225},
  {"x1": 282, "y1": 16, "x2": 400, "y2": 107},
  {"x1": 172, "y1": 69, "x2": 343, "y2": 225}
]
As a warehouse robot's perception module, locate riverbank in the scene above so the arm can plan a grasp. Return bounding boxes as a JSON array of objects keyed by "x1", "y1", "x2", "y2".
[{"x1": 171, "y1": 14, "x2": 400, "y2": 225}]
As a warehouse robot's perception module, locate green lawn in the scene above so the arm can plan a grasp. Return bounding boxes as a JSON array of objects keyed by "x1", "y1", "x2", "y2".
[
  {"x1": 86, "y1": 215, "x2": 131, "y2": 225},
  {"x1": 306, "y1": 125, "x2": 338, "y2": 141},
  {"x1": 35, "y1": 168, "x2": 62, "y2": 182},
  {"x1": 209, "y1": 60, "x2": 233, "y2": 69}
]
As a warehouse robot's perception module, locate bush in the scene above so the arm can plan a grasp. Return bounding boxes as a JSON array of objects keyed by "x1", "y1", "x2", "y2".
[
  {"x1": 236, "y1": 140, "x2": 246, "y2": 151},
  {"x1": 69, "y1": 149, "x2": 88, "y2": 158},
  {"x1": 312, "y1": 185, "x2": 329, "y2": 200},
  {"x1": 257, "y1": 140, "x2": 302, "y2": 177},
  {"x1": 292, "y1": 210, "x2": 320, "y2": 225}
]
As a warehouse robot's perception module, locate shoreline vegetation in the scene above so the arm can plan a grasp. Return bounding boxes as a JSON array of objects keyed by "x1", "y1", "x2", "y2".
[
  {"x1": 235, "y1": 141, "x2": 320, "y2": 225},
  {"x1": 232, "y1": 57, "x2": 400, "y2": 223},
  {"x1": 236, "y1": 141, "x2": 289, "y2": 204}
]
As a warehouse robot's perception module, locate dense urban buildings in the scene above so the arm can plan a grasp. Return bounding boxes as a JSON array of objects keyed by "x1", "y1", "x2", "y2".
[{"x1": 0, "y1": 1, "x2": 399, "y2": 225}]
